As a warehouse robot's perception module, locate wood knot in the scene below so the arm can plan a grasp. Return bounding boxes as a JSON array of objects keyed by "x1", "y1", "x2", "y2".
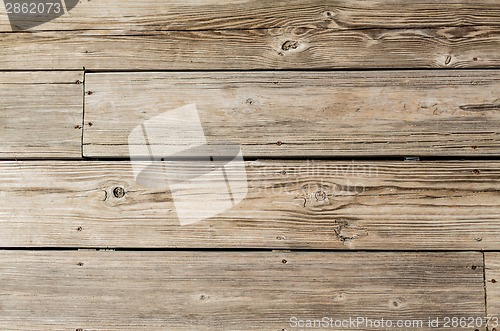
[
  {"x1": 282, "y1": 40, "x2": 299, "y2": 51},
  {"x1": 314, "y1": 190, "x2": 327, "y2": 201},
  {"x1": 113, "y1": 187, "x2": 125, "y2": 198}
]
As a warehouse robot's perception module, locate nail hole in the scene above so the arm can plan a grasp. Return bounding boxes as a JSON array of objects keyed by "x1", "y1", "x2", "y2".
[
  {"x1": 276, "y1": 141, "x2": 283, "y2": 146},
  {"x1": 88, "y1": 122, "x2": 93, "y2": 127},
  {"x1": 86, "y1": 91, "x2": 93, "y2": 95},
  {"x1": 472, "y1": 169, "x2": 480, "y2": 175},
  {"x1": 492, "y1": 279, "x2": 497, "y2": 283},
  {"x1": 473, "y1": 57, "x2": 478, "y2": 61},
  {"x1": 76, "y1": 227, "x2": 83, "y2": 232},
  {"x1": 471, "y1": 265, "x2": 477, "y2": 270},
  {"x1": 77, "y1": 262, "x2": 84, "y2": 266},
  {"x1": 282, "y1": 259, "x2": 287, "y2": 264}
]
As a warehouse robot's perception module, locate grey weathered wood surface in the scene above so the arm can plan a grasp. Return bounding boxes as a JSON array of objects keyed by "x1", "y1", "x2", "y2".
[
  {"x1": 0, "y1": 1, "x2": 498, "y2": 327},
  {"x1": 1, "y1": 1, "x2": 500, "y2": 69},
  {"x1": 2, "y1": 0, "x2": 500, "y2": 32},
  {"x1": 0, "y1": 160, "x2": 498, "y2": 249},
  {"x1": 0, "y1": 251, "x2": 485, "y2": 330},
  {"x1": 0, "y1": 71, "x2": 83, "y2": 158},
  {"x1": 486, "y1": 253, "x2": 500, "y2": 320},
  {"x1": 84, "y1": 71, "x2": 500, "y2": 157},
  {"x1": 1, "y1": 27, "x2": 499, "y2": 70}
]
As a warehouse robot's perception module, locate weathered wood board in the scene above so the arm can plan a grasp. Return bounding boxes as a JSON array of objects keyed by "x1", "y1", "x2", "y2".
[
  {"x1": 0, "y1": 71, "x2": 83, "y2": 158},
  {"x1": 0, "y1": 251, "x2": 485, "y2": 330},
  {"x1": 1, "y1": 27, "x2": 499, "y2": 70},
  {"x1": 0, "y1": 0, "x2": 499, "y2": 69},
  {"x1": 2, "y1": 0, "x2": 500, "y2": 32},
  {"x1": 485, "y1": 253, "x2": 500, "y2": 321},
  {"x1": 0, "y1": 160, "x2": 498, "y2": 249},
  {"x1": 84, "y1": 71, "x2": 500, "y2": 157}
]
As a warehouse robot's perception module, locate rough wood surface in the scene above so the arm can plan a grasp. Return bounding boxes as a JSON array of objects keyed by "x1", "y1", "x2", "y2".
[
  {"x1": 0, "y1": 251, "x2": 485, "y2": 330},
  {"x1": 0, "y1": 71, "x2": 83, "y2": 158},
  {"x1": 1, "y1": 26, "x2": 499, "y2": 70},
  {"x1": 486, "y1": 253, "x2": 500, "y2": 320},
  {"x1": 0, "y1": 160, "x2": 498, "y2": 249},
  {"x1": 1, "y1": 1, "x2": 499, "y2": 70},
  {"x1": 84, "y1": 71, "x2": 500, "y2": 157},
  {"x1": 2, "y1": 0, "x2": 500, "y2": 32}
]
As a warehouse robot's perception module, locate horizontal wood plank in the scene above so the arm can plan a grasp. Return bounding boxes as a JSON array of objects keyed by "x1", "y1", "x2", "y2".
[
  {"x1": 1, "y1": 26, "x2": 500, "y2": 70},
  {"x1": 0, "y1": 71, "x2": 83, "y2": 158},
  {"x1": 84, "y1": 71, "x2": 500, "y2": 157},
  {"x1": 2, "y1": 0, "x2": 500, "y2": 32},
  {"x1": 0, "y1": 160, "x2": 499, "y2": 249},
  {"x1": 0, "y1": 251, "x2": 485, "y2": 330},
  {"x1": 485, "y1": 253, "x2": 500, "y2": 322}
]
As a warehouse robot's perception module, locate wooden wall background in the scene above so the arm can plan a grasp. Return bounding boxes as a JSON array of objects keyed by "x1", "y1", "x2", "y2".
[{"x1": 0, "y1": 0, "x2": 499, "y2": 330}]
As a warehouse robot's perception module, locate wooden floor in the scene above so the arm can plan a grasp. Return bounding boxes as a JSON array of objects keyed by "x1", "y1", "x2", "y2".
[{"x1": 1, "y1": 1, "x2": 500, "y2": 330}]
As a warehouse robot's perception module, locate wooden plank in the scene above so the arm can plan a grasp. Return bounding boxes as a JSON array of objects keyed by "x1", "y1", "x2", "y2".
[
  {"x1": 0, "y1": 71, "x2": 83, "y2": 158},
  {"x1": 84, "y1": 71, "x2": 500, "y2": 157},
  {"x1": 1, "y1": 26, "x2": 500, "y2": 70},
  {"x1": 485, "y1": 253, "x2": 500, "y2": 323},
  {"x1": 0, "y1": 251, "x2": 485, "y2": 330},
  {"x1": 1, "y1": 0, "x2": 500, "y2": 32},
  {"x1": 0, "y1": 160, "x2": 499, "y2": 249}
]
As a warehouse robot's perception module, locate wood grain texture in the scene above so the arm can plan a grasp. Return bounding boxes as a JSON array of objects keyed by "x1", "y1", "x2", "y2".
[
  {"x1": 84, "y1": 71, "x2": 500, "y2": 157},
  {"x1": 0, "y1": 251, "x2": 485, "y2": 330},
  {"x1": 0, "y1": 71, "x2": 83, "y2": 158},
  {"x1": 1, "y1": 0, "x2": 500, "y2": 32},
  {"x1": 486, "y1": 253, "x2": 500, "y2": 320},
  {"x1": 0, "y1": 160, "x2": 499, "y2": 249},
  {"x1": 1, "y1": 26, "x2": 499, "y2": 70}
]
